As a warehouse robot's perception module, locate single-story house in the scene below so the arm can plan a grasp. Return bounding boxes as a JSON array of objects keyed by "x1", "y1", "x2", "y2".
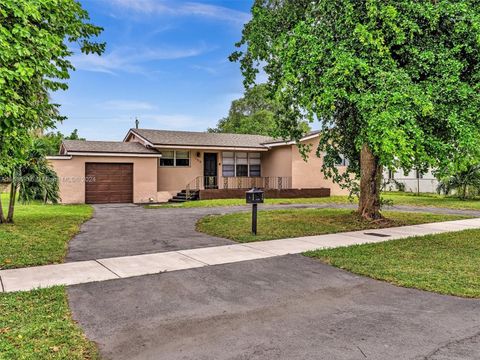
[{"x1": 48, "y1": 128, "x2": 349, "y2": 204}]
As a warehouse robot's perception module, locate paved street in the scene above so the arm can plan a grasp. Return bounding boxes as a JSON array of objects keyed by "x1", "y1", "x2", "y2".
[{"x1": 68, "y1": 255, "x2": 480, "y2": 360}]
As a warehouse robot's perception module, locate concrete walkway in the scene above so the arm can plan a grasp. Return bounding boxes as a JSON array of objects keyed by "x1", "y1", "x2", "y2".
[{"x1": 1, "y1": 217, "x2": 479, "y2": 293}]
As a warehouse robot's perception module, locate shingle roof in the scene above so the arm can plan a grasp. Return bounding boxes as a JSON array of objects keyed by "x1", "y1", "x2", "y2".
[
  {"x1": 261, "y1": 130, "x2": 321, "y2": 145},
  {"x1": 62, "y1": 140, "x2": 160, "y2": 155},
  {"x1": 129, "y1": 128, "x2": 276, "y2": 149}
]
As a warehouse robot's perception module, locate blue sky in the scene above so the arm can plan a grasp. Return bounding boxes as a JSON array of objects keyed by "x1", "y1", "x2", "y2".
[{"x1": 52, "y1": 0, "x2": 255, "y2": 140}]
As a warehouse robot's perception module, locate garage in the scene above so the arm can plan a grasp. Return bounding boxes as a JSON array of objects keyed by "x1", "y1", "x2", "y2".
[{"x1": 85, "y1": 163, "x2": 133, "y2": 204}]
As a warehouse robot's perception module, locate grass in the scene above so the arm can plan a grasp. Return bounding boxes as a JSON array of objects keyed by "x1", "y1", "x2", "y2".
[
  {"x1": 0, "y1": 195, "x2": 98, "y2": 358},
  {"x1": 196, "y1": 208, "x2": 469, "y2": 243},
  {"x1": 0, "y1": 194, "x2": 93, "y2": 269},
  {"x1": 146, "y1": 195, "x2": 351, "y2": 208},
  {"x1": 147, "y1": 192, "x2": 480, "y2": 210},
  {"x1": 305, "y1": 229, "x2": 480, "y2": 298},
  {"x1": 383, "y1": 192, "x2": 480, "y2": 210},
  {"x1": 0, "y1": 287, "x2": 99, "y2": 359}
]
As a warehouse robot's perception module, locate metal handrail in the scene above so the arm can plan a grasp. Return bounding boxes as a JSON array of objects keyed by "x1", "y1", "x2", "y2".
[
  {"x1": 185, "y1": 176, "x2": 203, "y2": 199},
  {"x1": 221, "y1": 176, "x2": 292, "y2": 190},
  {"x1": 185, "y1": 176, "x2": 292, "y2": 198}
]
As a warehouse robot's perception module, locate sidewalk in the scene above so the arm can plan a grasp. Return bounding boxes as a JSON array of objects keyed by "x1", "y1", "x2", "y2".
[{"x1": 1, "y1": 218, "x2": 480, "y2": 293}]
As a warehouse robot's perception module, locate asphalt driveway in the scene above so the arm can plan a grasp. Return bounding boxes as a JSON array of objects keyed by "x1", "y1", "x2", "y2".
[
  {"x1": 68, "y1": 255, "x2": 480, "y2": 360},
  {"x1": 66, "y1": 204, "x2": 236, "y2": 261},
  {"x1": 66, "y1": 202, "x2": 480, "y2": 262}
]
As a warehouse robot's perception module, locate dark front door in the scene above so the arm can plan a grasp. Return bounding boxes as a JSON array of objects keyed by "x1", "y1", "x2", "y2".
[{"x1": 204, "y1": 153, "x2": 218, "y2": 189}]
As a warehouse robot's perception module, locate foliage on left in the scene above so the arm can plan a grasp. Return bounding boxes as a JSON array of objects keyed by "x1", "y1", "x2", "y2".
[{"x1": 0, "y1": 0, "x2": 105, "y2": 223}]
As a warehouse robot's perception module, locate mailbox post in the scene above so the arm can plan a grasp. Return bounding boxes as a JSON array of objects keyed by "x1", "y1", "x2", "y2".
[{"x1": 246, "y1": 188, "x2": 264, "y2": 235}]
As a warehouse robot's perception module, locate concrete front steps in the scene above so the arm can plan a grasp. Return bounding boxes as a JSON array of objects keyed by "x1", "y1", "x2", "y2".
[{"x1": 168, "y1": 190, "x2": 200, "y2": 203}]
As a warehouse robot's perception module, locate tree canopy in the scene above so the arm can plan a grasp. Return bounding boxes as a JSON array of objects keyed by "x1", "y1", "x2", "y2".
[
  {"x1": 39, "y1": 129, "x2": 85, "y2": 156},
  {"x1": 232, "y1": 0, "x2": 480, "y2": 218},
  {"x1": 208, "y1": 84, "x2": 279, "y2": 136},
  {"x1": 0, "y1": 0, "x2": 104, "y2": 222}
]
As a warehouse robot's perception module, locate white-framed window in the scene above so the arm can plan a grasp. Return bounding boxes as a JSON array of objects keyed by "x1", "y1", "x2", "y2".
[
  {"x1": 235, "y1": 152, "x2": 248, "y2": 177},
  {"x1": 335, "y1": 154, "x2": 350, "y2": 167},
  {"x1": 222, "y1": 152, "x2": 261, "y2": 177},
  {"x1": 159, "y1": 150, "x2": 190, "y2": 167},
  {"x1": 175, "y1": 151, "x2": 190, "y2": 167},
  {"x1": 249, "y1": 152, "x2": 261, "y2": 177},
  {"x1": 222, "y1": 152, "x2": 235, "y2": 177},
  {"x1": 159, "y1": 150, "x2": 174, "y2": 167}
]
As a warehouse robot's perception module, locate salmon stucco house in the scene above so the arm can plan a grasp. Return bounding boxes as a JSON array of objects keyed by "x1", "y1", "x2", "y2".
[{"x1": 47, "y1": 128, "x2": 348, "y2": 204}]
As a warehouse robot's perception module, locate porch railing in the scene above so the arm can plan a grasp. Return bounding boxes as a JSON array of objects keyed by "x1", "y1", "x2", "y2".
[
  {"x1": 185, "y1": 176, "x2": 292, "y2": 198},
  {"x1": 221, "y1": 176, "x2": 292, "y2": 190}
]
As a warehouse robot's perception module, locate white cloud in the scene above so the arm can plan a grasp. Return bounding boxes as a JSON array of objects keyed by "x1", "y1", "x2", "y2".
[
  {"x1": 102, "y1": 100, "x2": 157, "y2": 111},
  {"x1": 191, "y1": 64, "x2": 219, "y2": 75},
  {"x1": 105, "y1": 0, "x2": 250, "y2": 25},
  {"x1": 70, "y1": 45, "x2": 209, "y2": 74},
  {"x1": 180, "y1": 3, "x2": 250, "y2": 24}
]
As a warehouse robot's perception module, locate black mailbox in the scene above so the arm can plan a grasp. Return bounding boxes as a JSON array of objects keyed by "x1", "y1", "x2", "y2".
[{"x1": 246, "y1": 188, "x2": 264, "y2": 204}]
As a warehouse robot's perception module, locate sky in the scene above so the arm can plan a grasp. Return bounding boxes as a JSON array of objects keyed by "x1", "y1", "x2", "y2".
[{"x1": 52, "y1": 0, "x2": 255, "y2": 140}]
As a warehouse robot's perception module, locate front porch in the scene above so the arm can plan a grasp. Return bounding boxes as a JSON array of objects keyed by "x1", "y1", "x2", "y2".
[
  {"x1": 167, "y1": 176, "x2": 329, "y2": 202},
  {"x1": 188, "y1": 175, "x2": 293, "y2": 191}
]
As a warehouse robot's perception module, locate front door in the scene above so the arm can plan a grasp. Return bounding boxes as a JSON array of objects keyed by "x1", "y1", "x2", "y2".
[{"x1": 204, "y1": 153, "x2": 218, "y2": 189}]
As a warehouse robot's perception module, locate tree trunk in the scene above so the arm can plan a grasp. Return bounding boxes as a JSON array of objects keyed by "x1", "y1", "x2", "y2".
[
  {"x1": 6, "y1": 180, "x2": 17, "y2": 224},
  {"x1": 358, "y1": 144, "x2": 383, "y2": 220},
  {"x1": 0, "y1": 190, "x2": 5, "y2": 224}
]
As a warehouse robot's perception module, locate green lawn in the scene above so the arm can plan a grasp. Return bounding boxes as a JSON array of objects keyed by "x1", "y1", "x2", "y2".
[
  {"x1": 0, "y1": 194, "x2": 92, "y2": 269},
  {"x1": 196, "y1": 208, "x2": 469, "y2": 243},
  {"x1": 146, "y1": 195, "x2": 351, "y2": 208},
  {"x1": 147, "y1": 192, "x2": 480, "y2": 210},
  {"x1": 0, "y1": 287, "x2": 99, "y2": 359},
  {"x1": 305, "y1": 229, "x2": 480, "y2": 298},
  {"x1": 383, "y1": 192, "x2": 480, "y2": 210},
  {"x1": 0, "y1": 195, "x2": 98, "y2": 359}
]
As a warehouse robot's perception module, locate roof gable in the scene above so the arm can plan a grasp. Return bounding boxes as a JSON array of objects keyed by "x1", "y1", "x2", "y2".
[
  {"x1": 127, "y1": 128, "x2": 275, "y2": 149},
  {"x1": 62, "y1": 140, "x2": 160, "y2": 155}
]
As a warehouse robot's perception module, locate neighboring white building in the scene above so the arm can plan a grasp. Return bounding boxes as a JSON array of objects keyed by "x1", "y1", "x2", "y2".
[{"x1": 383, "y1": 168, "x2": 439, "y2": 194}]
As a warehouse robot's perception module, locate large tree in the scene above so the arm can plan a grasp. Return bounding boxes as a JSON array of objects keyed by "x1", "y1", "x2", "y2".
[
  {"x1": 209, "y1": 84, "x2": 310, "y2": 136},
  {"x1": 208, "y1": 84, "x2": 279, "y2": 136},
  {"x1": 231, "y1": 0, "x2": 480, "y2": 219},
  {"x1": 0, "y1": 0, "x2": 104, "y2": 223},
  {"x1": 39, "y1": 129, "x2": 85, "y2": 156}
]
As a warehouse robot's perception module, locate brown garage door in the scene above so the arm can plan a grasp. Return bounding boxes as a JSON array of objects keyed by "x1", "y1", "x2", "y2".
[{"x1": 85, "y1": 163, "x2": 133, "y2": 204}]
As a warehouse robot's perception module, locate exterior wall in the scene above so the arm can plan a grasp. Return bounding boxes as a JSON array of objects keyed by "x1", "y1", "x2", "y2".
[
  {"x1": 260, "y1": 145, "x2": 292, "y2": 178},
  {"x1": 49, "y1": 156, "x2": 158, "y2": 204},
  {"x1": 156, "y1": 149, "x2": 270, "y2": 192},
  {"x1": 290, "y1": 138, "x2": 349, "y2": 196},
  {"x1": 383, "y1": 168, "x2": 439, "y2": 194},
  {"x1": 0, "y1": 183, "x2": 10, "y2": 193},
  {"x1": 157, "y1": 149, "x2": 215, "y2": 192}
]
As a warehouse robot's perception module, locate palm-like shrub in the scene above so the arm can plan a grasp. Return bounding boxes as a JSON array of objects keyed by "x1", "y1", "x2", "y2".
[
  {"x1": 437, "y1": 165, "x2": 480, "y2": 199},
  {"x1": 17, "y1": 139, "x2": 60, "y2": 204}
]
